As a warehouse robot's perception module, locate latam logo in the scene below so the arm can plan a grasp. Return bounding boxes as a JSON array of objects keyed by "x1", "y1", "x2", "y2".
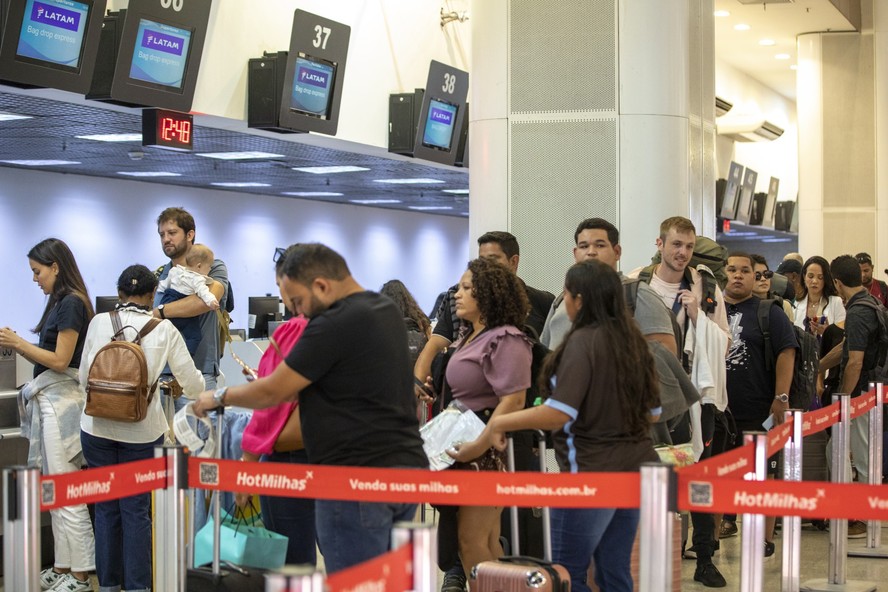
[
  {"x1": 429, "y1": 108, "x2": 453, "y2": 126},
  {"x1": 142, "y1": 29, "x2": 184, "y2": 56},
  {"x1": 32, "y1": 2, "x2": 81, "y2": 32},
  {"x1": 298, "y1": 67, "x2": 329, "y2": 89}
]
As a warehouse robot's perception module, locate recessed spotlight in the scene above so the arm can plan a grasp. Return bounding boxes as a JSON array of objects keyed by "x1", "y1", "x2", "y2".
[
  {"x1": 0, "y1": 112, "x2": 33, "y2": 122},
  {"x1": 759, "y1": 39, "x2": 776, "y2": 46},
  {"x1": 0, "y1": 159, "x2": 80, "y2": 166},
  {"x1": 408, "y1": 206, "x2": 453, "y2": 211},
  {"x1": 292, "y1": 166, "x2": 369, "y2": 174},
  {"x1": 211, "y1": 182, "x2": 271, "y2": 188},
  {"x1": 77, "y1": 133, "x2": 143, "y2": 142},
  {"x1": 197, "y1": 151, "x2": 285, "y2": 160},
  {"x1": 374, "y1": 178, "x2": 445, "y2": 185},
  {"x1": 714, "y1": 10, "x2": 730, "y2": 17},
  {"x1": 790, "y1": 64, "x2": 798, "y2": 70},
  {"x1": 442, "y1": 189, "x2": 470, "y2": 194},
  {"x1": 282, "y1": 191, "x2": 344, "y2": 197},
  {"x1": 350, "y1": 199, "x2": 402, "y2": 205},
  {"x1": 775, "y1": 53, "x2": 791, "y2": 60},
  {"x1": 734, "y1": 23, "x2": 750, "y2": 31},
  {"x1": 117, "y1": 171, "x2": 181, "y2": 177}
]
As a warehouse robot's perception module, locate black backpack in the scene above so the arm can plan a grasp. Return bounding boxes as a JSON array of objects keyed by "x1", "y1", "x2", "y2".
[
  {"x1": 522, "y1": 324, "x2": 551, "y2": 409},
  {"x1": 846, "y1": 296, "x2": 888, "y2": 386},
  {"x1": 758, "y1": 299, "x2": 819, "y2": 410}
]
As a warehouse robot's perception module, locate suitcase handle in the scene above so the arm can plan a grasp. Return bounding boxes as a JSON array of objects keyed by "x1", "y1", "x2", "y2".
[
  {"x1": 498, "y1": 555, "x2": 558, "y2": 567},
  {"x1": 505, "y1": 430, "x2": 552, "y2": 561}
]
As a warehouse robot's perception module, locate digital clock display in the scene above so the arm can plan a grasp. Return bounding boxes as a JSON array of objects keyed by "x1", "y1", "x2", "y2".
[{"x1": 142, "y1": 108, "x2": 193, "y2": 151}]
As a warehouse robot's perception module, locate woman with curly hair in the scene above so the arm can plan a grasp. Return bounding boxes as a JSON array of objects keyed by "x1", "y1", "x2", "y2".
[
  {"x1": 453, "y1": 260, "x2": 660, "y2": 592},
  {"x1": 443, "y1": 257, "x2": 531, "y2": 579}
]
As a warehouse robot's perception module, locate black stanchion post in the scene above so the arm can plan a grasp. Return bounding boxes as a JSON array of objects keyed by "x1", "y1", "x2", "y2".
[
  {"x1": 782, "y1": 409, "x2": 804, "y2": 592},
  {"x1": 740, "y1": 432, "x2": 767, "y2": 592},
  {"x1": 2, "y1": 465, "x2": 40, "y2": 591},
  {"x1": 153, "y1": 445, "x2": 187, "y2": 592},
  {"x1": 848, "y1": 382, "x2": 886, "y2": 558},
  {"x1": 800, "y1": 394, "x2": 876, "y2": 592},
  {"x1": 392, "y1": 522, "x2": 437, "y2": 592},
  {"x1": 638, "y1": 462, "x2": 674, "y2": 592}
]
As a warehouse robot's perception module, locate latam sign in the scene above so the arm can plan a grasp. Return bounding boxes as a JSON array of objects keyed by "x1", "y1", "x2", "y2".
[
  {"x1": 429, "y1": 107, "x2": 453, "y2": 126},
  {"x1": 298, "y1": 66, "x2": 329, "y2": 89},
  {"x1": 142, "y1": 30, "x2": 185, "y2": 56},
  {"x1": 32, "y1": 1, "x2": 81, "y2": 32}
]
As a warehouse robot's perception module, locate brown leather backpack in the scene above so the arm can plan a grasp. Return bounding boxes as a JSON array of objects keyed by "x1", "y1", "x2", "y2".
[{"x1": 85, "y1": 311, "x2": 161, "y2": 422}]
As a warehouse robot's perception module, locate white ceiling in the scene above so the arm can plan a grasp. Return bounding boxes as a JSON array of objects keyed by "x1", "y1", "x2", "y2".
[{"x1": 714, "y1": 0, "x2": 858, "y2": 100}]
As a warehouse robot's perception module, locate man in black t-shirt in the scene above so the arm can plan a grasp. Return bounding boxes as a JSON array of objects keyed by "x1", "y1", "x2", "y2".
[{"x1": 195, "y1": 243, "x2": 427, "y2": 574}]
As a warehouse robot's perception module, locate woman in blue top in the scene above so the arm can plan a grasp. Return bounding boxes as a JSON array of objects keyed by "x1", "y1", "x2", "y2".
[{"x1": 453, "y1": 260, "x2": 660, "y2": 592}]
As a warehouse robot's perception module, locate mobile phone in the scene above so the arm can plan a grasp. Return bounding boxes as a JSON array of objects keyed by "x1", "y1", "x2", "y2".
[
  {"x1": 413, "y1": 376, "x2": 435, "y2": 399},
  {"x1": 762, "y1": 414, "x2": 775, "y2": 430}
]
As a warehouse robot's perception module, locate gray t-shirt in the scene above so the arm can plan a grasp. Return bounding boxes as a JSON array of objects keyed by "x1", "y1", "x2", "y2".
[{"x1": 541, "y1": 273, "x2": 674, "y2": 350}]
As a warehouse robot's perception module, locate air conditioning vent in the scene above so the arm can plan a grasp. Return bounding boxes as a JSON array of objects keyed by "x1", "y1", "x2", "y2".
[
  {"x1": 715, "y1": 96, "x2": 733, "y2": 117},
  {"x1": 717, "y1": 117, "x2": 784, "y2": 142},
  {"x1": 735, "y1": 0, "x2": 794, "y2": 5}
]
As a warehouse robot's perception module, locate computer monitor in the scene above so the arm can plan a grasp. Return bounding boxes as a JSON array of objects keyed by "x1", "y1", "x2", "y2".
[
  {"x1": 247, "y1": 296, "x2": 281, "y2": 339},
  {"x1": 95, "y1": 295, "x2": 119, "y2": 314},
  {"x1": 719, "y1": 161, "x2": 744, "y2": 220}
]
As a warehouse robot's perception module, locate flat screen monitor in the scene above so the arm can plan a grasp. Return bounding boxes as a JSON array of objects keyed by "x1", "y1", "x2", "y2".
[
  {"x1": 15, "y1": 0, "x2": 92, "y2": 73},
  {"x1": 421, "y1": 97, "x2": 459, "y2": 151},
  {"x1": 247, "y1": 296, "x2": 281, "y2": 340},
  {"x1": 763, "y1": 177, "x2": 780, "y2": 228},
  {"x1": 95, "y1": 295, "x2": 119, "y2": 314},
  {"x1": 719, "y1": 161, "x2": 745, "y2": 220},
  {"x1": 128, "y1": 16, "x2": 193, "y2": 92},
  {"x1": 289, "y1": 52, "x2": 336, "y2": 119}
]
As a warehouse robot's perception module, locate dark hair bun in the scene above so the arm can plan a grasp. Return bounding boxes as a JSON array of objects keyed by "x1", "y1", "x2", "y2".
[{"x1": 117, "y1": 264, "x2": 159, "y2": 297}]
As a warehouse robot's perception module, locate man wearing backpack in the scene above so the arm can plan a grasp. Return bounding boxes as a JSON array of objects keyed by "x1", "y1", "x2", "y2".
[
  {"x1": 719, "y1": 253, "x2": 797, "y2": 557},
  {"x1": 856, "y1": 252, "x2": 888, "y2": 307},
  {"x1": 629, "y1": 216, "x2": 730, "y2": 588}
]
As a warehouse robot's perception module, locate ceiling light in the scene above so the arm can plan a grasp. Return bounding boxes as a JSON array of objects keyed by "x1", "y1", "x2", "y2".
[
  {"x1": 759, "y1": 39, "x2": 775, "y2": 46},
  {"x1": 734, "y1": 23, "x2": 750, "y2": 31},
  {"x1": 0, "y1": 112, "x2": 33, "y2": 121},
  {"x1": 374, "y1": 178, "x2": 445, "y2": 185},
  {"x1": 283, "y1": 191, "x2": 344, "y2": 197},
  {"x1": 442, "y1": 189, "x2": 469, "y2": 194},
  {"x1": 211, "y1": 182, "x2": 271, "y2": 188},
  {"x1": 0, "y1": 159, "x2": 80, "y2": 166},
  {"x1": 77, "y1": 133, "x2": 143, "y2": 142},
  {"x1": 350, "y1": 199, "x2": 402, "y2": 204},
  {"x1": 292, "y1": 165, "x2": 369, "y2": 174},
  {"x1": 775, "y1": 53, "x2": 791, "y2": 60},
  {"x1": 117, "y1": 171, "x2": 181, "y2": 177},
  {"x1": 409, "y1": 206, "x2": 453, "y2": 211},
  {"x1": 713, "y1": 10, "x2": 730, "y2": 17},
  {"x1": 197, "y1": 151, "x2": 285, "y2": 160}
]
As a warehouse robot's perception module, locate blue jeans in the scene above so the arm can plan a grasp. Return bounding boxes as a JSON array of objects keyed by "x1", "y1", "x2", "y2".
[
  {"x1": 81, "y1": 431, "x2": 163, "y2": 592},
  {"x1": 315, "y1": 499, "x2": 417, "y2": 574},
  {"x1": 551, "y1": 507, "x2": 639, "y2": 592},
  {"x1": 260, "y1": 449, "x2": 317, "y2": 565}
]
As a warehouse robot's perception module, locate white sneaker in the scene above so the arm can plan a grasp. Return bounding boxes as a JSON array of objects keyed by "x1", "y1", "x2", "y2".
[
  {"x1": 40, "y1": 568, "x2": 65, "y2": 590},
  {"x1": 49, "y1": 573, "x2": 93, "y2": 592}
]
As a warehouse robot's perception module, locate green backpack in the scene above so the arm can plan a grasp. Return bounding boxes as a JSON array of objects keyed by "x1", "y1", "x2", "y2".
[{"x1": 639, "y1": 236, "x2": 728, "y2": 316}]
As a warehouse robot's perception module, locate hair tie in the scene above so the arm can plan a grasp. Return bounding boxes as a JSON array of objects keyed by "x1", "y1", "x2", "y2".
[{"x1": 132, "y1": 279, "x2": 138, "y2": 285}]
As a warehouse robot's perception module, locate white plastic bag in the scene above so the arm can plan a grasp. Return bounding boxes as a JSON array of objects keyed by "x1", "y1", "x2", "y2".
[{"x1": 420, "y1": 400, "x2": 487, "y2": 471}]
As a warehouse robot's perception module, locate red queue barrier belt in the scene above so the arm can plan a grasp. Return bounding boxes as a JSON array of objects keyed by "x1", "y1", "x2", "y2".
[
  {"x1": 326, "y1": 543, "x2": 413, "y2": 592},
  {"x1": 187, "y1": 457, "x2": 641, "y2": 509},
  {"x1": 40, "y1": 456, "x2": 167, "y2": 511}
]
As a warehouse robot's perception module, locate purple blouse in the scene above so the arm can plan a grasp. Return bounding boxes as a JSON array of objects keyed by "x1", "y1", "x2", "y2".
[{"x1": 446, "y1": 325, "x2": 532, "y2": 411}]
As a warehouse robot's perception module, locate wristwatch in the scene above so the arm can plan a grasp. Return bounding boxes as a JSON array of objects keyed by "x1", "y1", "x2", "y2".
[
  {"x1": 157, "y1": 304, "x2": 166, "y2": 319},
  {"x1": 213, "y1": 387, "x2": 228, "y2": 407},
  {"x1": 775, "y1": 393, "x2": 789, "y2": 404}
]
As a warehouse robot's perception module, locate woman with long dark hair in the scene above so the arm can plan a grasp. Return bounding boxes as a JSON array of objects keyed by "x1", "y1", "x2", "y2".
[
  {"x1": 793, "y1": 255, "x2": 845, "y2": 338},
  {"x1": 452, "y1": 260, "x2": 660, "y2": 592},
  {"x1": 0, "y1": 238, "x2": 97, "y2": 591}
]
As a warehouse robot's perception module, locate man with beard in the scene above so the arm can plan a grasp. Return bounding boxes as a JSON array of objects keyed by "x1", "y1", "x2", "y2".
[{"x1": 153, "y1": 207, "x2": 229, "y2": 393}]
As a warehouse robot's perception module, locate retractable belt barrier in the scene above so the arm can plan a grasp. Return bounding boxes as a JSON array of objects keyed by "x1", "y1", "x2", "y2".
[{"x1": 2, "y1": 386, "x2": 885, "y2": 592}]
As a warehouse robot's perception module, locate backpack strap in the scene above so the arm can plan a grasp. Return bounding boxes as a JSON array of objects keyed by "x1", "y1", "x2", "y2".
[
  {"x1": 135, "y1": 317, "x2": 162, "y2": 405},
  {"x1": 110, "y1": 310, "x2": 124, "y2": 341},
  {"x1": 637, "y1": 265, "x2": 656, "y2": 285},
  {"x1": 758, "y1": 299, "x2": 776, "y2": 372},
  {"x1": 623, "y1": 279, "x2": 641, "y2": 314}
]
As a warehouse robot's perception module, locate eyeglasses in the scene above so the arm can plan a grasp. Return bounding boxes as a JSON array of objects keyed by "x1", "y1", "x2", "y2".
[
  {"x1": 273, "y1": 247, "x2": 286, "y2": 263},
  {"x1": 755, "y1": 271, "x2": 774, "y2": 281},
  {"x1": 856, "y1": 255, "x2": 873, "y2": 265}
]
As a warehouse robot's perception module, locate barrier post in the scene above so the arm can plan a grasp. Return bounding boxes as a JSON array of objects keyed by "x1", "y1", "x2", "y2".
[
  {"x1": 392, "y1": 522, "x2": 437, "y2": 592},
  {"x1": 2, "y1": 465, "x2": 40, "y2": 591},
  {"x1": 265, "y1": 565, "x2": 326, "y2": 592},
  {"x1": 740, "y1": 432, "x2": 767, "y2": 592},
  {"x1": 638, "y1": 463, "x2": 674, "y2": 592},
  {"x1": 800, "y1": 394, "x2": 876, "y2": 592},
  {"x1": 782, "y1": 410, "x2": 804, "y2": 592},
  {"x1": 154, "y1": 445, "x2": 187, "y2": 592},
  {"x1": 848, "y1": 382, "x2": 886, "y2": 558}
]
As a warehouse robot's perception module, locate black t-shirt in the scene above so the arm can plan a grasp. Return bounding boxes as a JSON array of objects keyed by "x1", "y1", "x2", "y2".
[
  {"x1": 34, "y1": 293, "x2": 89, "y2": 378},
  {"x1": 524, "y1": 282, "x2": 556, "y2": 339},
  {"x1": 725, "y1": 296, "x2": 797, "y2": 423},
  {"x1": 285, "y1": 291, "x2": 428, "y2": 468},
  {"x1": 842, "y1": 290, "x2": 881, "y2": 396}
]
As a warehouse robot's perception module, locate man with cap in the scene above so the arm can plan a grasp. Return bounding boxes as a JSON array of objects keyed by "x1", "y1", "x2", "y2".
[
  {"x1": 856, "y1": 252, "x2": 888, "y2": 307},
  {"x1": 776, "y1": 258, "x2": 803, "y2": 303}
]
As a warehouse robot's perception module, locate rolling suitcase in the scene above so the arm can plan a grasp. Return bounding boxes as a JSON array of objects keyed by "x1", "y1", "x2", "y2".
[
  {"x1": 471, "y1": 431, "x2": 570, "y2": 592},
  {"x1": 185, "y1": 407, "x2": 268, "y2": 591}
]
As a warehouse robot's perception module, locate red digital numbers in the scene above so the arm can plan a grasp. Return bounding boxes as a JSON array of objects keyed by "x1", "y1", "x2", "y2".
[{"x1": 160, "y1": 116, "x2": 191, "y2": 145}]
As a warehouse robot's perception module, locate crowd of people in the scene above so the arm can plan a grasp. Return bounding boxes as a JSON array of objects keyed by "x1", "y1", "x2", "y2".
[{"x1": 0, "y1": 207, "x2": 885, "y2": 592}]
